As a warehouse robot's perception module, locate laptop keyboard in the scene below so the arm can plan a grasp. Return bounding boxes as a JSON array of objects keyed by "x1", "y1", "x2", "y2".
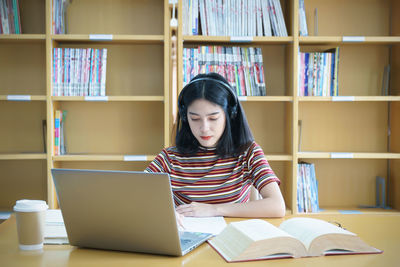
[
  {"x1": 179, "y1": 231, "x2": 211, "y2": 252},
  {"x1": 180, "y1": 238, "x2": 192, "y2": 246}
]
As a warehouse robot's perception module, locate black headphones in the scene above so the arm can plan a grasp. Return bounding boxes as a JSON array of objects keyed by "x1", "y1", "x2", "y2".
[{"x1": 178, "y1": 77, "x2": 239, "y2": 122}]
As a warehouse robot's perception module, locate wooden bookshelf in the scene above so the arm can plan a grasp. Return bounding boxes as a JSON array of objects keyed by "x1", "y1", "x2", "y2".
[
  {"x1": 0, "y1": 0, "x2": 170, "y2": 210},
  {"x1": 51, "y1": 96, "x2": 164, "y2": 102},
  {"x1": 183, "y1": 35, "x2": 294, "y2": 44},
  {"x1": 177, "y1": 0, "x2": 400, "y2": 216},
  {"x1": 0, "y1": 96, "x2": 47, "y2": 101},
  {"x1": 46, "y1": 0, "x2": 171, "y2": 209},
  {"x1": 0, "y1": 154, "x2": 47, "y2": 160},
  {"x1": 0, "y1": 0, "x2": 398, "y2": 216},
  {"x1": 53, "y1": 155, "x2": 157, "y2": 162}
]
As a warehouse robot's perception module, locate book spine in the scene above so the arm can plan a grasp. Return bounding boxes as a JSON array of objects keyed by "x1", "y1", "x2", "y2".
[
  {"x1": 238, "y1": 47, "x2": 246, "y2": 96},
  {"x1": 205, "y1": 0, "x2": 211, "y2": 35},
  {"x1": 80, "y1": 48, "x2": 85, "y2": 96},
  {"x1": 72, "y1": 48, "x2": 77, "y2": 96},
  {"x1": 217, "y1": 46, "x2": 225, "y2": 77},
  {"x1": 297, "y1": 164, "x2": 304, "y2": 212},
  {"x1": 100, "y1": 48, "x2": 107, "y2": 96},
  {"x1": 52, "y1": 48, "x2": 57, "y2": 96},
  {"x1": 77, "y1": 48, "x2": 82, "y2": 96},
  {"x1": 274, "y1": 0, "x2": 288, "y2": 36},
  {"x1": 60, "y1": 111, "x2": 67, "y2": 155},
  {"x1": 232, "y1": 47, "x2": 240, "y2": 95},
  {"x1": 299, "y1": 0, "x2": 308, "y2": 36},
  {"x1": 84, "y1": 48, "x2": 90, "y2": 96},
  {"x1": 242, "y1": 47, "x2": 251, "y2": 96},
  {"x1": 199, "y1": 0, "x2": 206, "y2": 35},
  {"x1": 62, "y1": 48, "x2": 67, "y2": 96},
  {"x1": 248, "y1": 47, "x2": 256, "y2": 95},
  {"x1": 186, "y1": 0, "x2": 191, "y2": 35},
  {"x1": 6, "y1": 0, "x2": 14, "y2": 34},
  {"x1": 268, "y1": 0, "x2": 277, "y2": 36},
  {"x1": 307, "y1": 53, "x2": 313, "y2": 96},
  {"x1": 257, "y1": 47, "x2": 266, "y2": 95},
  {"x1": 95, "y1": 49, "x2": 101, "y2": 96},
  {"x1": 189, "y1": 47, "x2": 194, "y2": 80},
  {"x1": 54, "y1": 110, "x2": 60, "y2": 156},
  {"x1": 183, "y1": 48, "x2": 188, "y2": 85},
  {"x1": 310, "y1": 164, "x2": 319, "y2": 212},
  {"x1": 225, "y1": 47, "x2": 235, "y2": 93},
  {"x1": 54, "y1": 47, "x2": 58, "y2": 96},
  {"x1": 1, "y1": 0, "x2": 9, "y2": 34},
  {"x1": 334, "y1": 47, "x2": 340, "y2": 96},
  {"x1": 193, "y1": 47, "x2": 199, "y2": 77},
  {"x1": 89, "y1": 48, "x2": 95, "y2": 96},
  {"x1": 261, "y1": 0, "x2": 271, "y2": 36},
  {"x1": 301, "y1": 164, "x2": 309, "y2": 212},
  {"x1": 194, "y1": 0, "x2": 199, "y2": 35},
  {"x1": 58, "y1": 48, "x2": 62, "y2": 96}
]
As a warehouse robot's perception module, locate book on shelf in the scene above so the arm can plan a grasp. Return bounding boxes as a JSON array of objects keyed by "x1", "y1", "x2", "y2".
[
  {"x1": 0, "y1": 0, "x2": 21, "y2": 34},
  {"x1": 297, "y1": 162, "x2": 319, "y2": 213},
  {"x1": 298, "y1": 0, "x2": 308, "y2": 36},
  {"x1": 208, "y1": 217, "x2": 382, "y2": 262},
  {"x1": 53, "y1": 48, "x2": 107, "y2": 96},
  {"x1": 182, "y1": 0, "x2": 287, "y2": 37},
  {"x1": 183, "y1": 45, "x2": 266, "y2": 96},
  {"x1": 54, "y1": 110, "x2": 67, "y2": 156},
  {"x1": 52, "y1": 0, "x2": 70, "y2": 34},
  {"x1": 298, "y1": 47, "x2": 340, "y2": 96}
]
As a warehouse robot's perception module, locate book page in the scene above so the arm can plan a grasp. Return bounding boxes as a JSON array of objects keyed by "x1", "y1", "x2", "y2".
[
  {"x1": 44, "y1": 209, "x2": 69, "y2": 244},
  {"x1": 179, "y1": 216, "x2": 227, "y2": 235},
  {"x1": 231, "y1": 219, "x2": 293, "y2": 241},
  {"x1": 279, "y1": 218, "x2": 355, "y2": 249}
]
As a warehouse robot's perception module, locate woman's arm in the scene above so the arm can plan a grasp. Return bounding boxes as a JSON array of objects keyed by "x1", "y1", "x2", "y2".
[{"x1": 175, "y1": 182, "x2": 286, "y2": 218}]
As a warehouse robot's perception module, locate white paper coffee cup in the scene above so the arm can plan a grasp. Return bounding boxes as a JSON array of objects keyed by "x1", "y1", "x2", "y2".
[{"x1": 13, "y1": 200, "x2": 48, "y2": 250}]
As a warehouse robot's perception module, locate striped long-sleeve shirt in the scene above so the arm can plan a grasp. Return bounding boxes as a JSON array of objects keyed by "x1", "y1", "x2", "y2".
[{"x1": 145, "y1": 142, "x2": 280, "y2": 206}]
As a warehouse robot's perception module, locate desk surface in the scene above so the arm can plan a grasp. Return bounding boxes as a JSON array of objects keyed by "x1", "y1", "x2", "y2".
[{"x1": 1, "y1": 213, "x2": 399, "y2": 267}]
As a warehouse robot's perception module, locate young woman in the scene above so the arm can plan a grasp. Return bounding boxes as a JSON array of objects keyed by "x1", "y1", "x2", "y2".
[{"x1": 146, "y1": 73, "x2": 285, "y2": 218}]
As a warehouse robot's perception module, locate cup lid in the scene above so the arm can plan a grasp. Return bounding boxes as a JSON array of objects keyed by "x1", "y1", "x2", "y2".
[{"x1": 13, "y1": 199, "x2": 48, "y2": 212}]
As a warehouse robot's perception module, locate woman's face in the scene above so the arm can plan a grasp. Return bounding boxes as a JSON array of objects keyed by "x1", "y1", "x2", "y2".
[{"x1": 187, "y1": 98, "x2": 226, "y2": 148}]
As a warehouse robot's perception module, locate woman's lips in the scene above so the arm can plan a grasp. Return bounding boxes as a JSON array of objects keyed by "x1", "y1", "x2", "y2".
[{"x1": 200, "y1": 136, "x2": 212, "y2": 140}]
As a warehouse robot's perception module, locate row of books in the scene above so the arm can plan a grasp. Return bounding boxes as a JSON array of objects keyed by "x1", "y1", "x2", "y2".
[
  {"x1": 0, "y1": 0, "x2": 21, "y2": 34},
  {"x1": 183, "y1": 46, "x2": 267, "y2": 96},
  {"x1": 52, "y1": 0, "x2": 70, "y2": 34},
  {"x1": 297, "y1": 162, "x2": 319, "y2": 213},
  {"x1": 298, "y1": 47, "x2": 340, "y2": 96},
  {"x1": 54, "y1": 110, "x2": 67, "y2": 156},
  {"x1": 52, "y1": 48, "x2": 108, "y2": 97},
  {"x1": 183, "y1": 0, "x2": 287, "y2": 37}
]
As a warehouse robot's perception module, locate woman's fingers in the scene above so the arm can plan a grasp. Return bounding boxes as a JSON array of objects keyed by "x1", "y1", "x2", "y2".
[
  {"x1": 176, "y1": 202, "x2": 216, "y2": 217},
  {"x1": 175, "y1": 211, "x2": 185, "y2": 229}
]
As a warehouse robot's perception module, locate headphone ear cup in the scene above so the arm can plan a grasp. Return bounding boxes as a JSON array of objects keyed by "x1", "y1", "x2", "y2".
[{"x1": 230, "y1": 105, "x2": 238, "y2": 120}]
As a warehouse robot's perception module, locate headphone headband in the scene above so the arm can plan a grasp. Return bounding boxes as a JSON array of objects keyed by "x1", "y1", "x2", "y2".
[
  {"x1": 185, "y1": 77, "x2": 233, "y2": 91},
  {"x1": 178, "y1": 76, "x2": 239, "y2": 121}
]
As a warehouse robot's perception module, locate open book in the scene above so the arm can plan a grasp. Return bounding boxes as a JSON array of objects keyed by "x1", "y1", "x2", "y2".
[{"x1": 208, "y1": 217, "x2": 382, "y2": 262}]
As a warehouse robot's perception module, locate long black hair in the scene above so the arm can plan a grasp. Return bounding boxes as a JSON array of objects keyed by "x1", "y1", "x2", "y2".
[{"x1": 176, "y1": 73, "x2": 254, "y2": 157}]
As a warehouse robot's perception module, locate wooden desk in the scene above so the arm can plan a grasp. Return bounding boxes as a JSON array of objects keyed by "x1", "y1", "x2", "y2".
[{"x1": 1, "y1": 214, "x2": 399, "y2": 266}]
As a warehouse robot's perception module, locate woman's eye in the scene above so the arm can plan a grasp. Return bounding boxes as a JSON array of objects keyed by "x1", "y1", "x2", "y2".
[
  {"x1": 190, "y1": 118, "x2": 199, "y2": 121},
  {"x1": 209, "y1": 117, "x2": 218, "y2": 121}
]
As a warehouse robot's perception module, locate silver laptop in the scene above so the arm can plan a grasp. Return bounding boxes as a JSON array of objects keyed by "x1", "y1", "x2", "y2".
[{"x1": 51, "y1": 168, "x2": 212, "y2": 256}]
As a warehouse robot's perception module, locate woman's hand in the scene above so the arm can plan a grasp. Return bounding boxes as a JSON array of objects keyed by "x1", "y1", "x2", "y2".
[
  {"x1": 176, "y1": 183, "x2": 285, "y2": 218},
  {"x1": 175, "y1": 211, "x2": 185, "y2": 229},
  {"x1": 176, "y1": 202, "x2": 218, "y2": 217}
]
